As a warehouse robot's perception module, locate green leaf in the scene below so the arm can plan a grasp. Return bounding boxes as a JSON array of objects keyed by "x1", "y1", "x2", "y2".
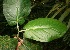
[
  {"x1": 19, "y1": 39, "x2": 43, "y2": 50},
  {"x1": 0, "y1": 35, "x2": 18, "y2": 50},
  {"x1": 3, "y1": 0, "x2": 31, "y2": 26},
  {"x1": 24, "y1": 18, "x2": 67, "y2": 42}
]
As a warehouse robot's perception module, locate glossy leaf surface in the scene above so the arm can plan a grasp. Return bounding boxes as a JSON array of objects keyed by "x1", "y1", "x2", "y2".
[{"x1": 24, "y1": 18, "x2": 67, "y2": 42}]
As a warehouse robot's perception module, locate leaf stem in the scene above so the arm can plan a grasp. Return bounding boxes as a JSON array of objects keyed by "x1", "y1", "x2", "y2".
[{"x1": 19, "y1": 30, "x2": 26, "y2": 32}]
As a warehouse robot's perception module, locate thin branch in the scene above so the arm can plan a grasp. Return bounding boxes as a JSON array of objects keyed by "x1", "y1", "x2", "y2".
[
  {"x1": 51, "y1": 5, "x2": 66, "y2": 18},
  {"x1": 59, "y1": 8, "x2": 70, "y2": 22},
  {"x1": 67, "y1": 19, "x2": 70, "y2": 30},
  {"x1": 16, "y1": 7, "x2": 19, "y2": 38},
  {"x1": 46, "y1": 3, "x2": 60, "y2": 18}
]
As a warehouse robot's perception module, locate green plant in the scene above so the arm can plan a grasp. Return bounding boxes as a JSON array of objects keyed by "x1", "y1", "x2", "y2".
[{"x1": 0, "y1": 0, "x2": 70, "y2": 50}]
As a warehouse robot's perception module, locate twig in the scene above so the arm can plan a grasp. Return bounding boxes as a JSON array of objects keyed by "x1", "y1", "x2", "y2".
[
  {"x1": 67, "y1": 19, "x2": 70, "y2": 30},
  {"x1": 16, "y1": 7, "x2": 19, "y2": 38},
  {"x1": 51, "y1": 5, "x2": 66, "y2": 18},
  {"x1": 59, "y1": 8, "x2": 70, "y2": 22}
]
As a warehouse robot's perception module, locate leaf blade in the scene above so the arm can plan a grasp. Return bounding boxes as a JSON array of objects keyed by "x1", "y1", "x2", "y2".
[
  {"x1": 3, "y1": 0, "x2": 31, "y2": 26},
  {"x1": 24, "y1": 18, "x2": 67, "y2": 42}
]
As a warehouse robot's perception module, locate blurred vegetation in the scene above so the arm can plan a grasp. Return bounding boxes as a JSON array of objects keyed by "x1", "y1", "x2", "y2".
[{"x1": 0, "y1": 0, "x2": 70, "y2": 50}]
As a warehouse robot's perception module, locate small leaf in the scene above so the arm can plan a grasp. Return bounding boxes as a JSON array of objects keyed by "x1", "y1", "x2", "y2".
[
  {"x1": 24, "y1": 18, "x2": 67, "y2": 42},
  {"x1": 0, "y1": 35, "x2": 18, "y2": 50},
  {"x1": 59, "y1": 8, "x2": 70, "y2": 22},
  {"x1": 3, "y1": 0, "x2": 31, "y2": 26}
]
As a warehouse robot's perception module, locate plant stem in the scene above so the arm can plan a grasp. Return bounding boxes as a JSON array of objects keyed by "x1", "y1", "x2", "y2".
[
  {"x1": 16, "y1": 7, "x2": 19, "y2": 38},
  {"x1": 17, "y1": 24, "x2": 19, "y2": 38}
]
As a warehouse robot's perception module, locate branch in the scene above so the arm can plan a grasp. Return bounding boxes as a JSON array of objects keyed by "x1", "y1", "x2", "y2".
[
  {"x1": 67, "y1": 19, "x2": 70, "y2": 30},
  {"x1": 16, "y1": 7, "x2": 19, "y2": 38}
]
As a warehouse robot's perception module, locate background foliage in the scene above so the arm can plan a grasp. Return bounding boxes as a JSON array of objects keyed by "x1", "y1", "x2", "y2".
[{"x1": 0, "y1": 0, "x2": 70, "y2": 50}]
